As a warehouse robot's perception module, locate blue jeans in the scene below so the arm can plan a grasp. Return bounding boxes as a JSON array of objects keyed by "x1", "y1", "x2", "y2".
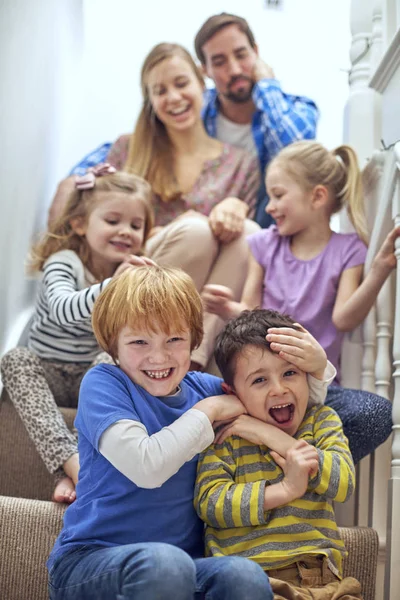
[{"x1": 48, "y1": 543, "x2": 273, "y2": 600}]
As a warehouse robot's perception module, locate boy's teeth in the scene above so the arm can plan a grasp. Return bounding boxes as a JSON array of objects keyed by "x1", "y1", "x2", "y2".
[
  {"x1": 145, "y1": 369, "x2": 171, "y2": 379},
  {"x1": 269, "y1": 403, "x2": 293, "y2": 424}
]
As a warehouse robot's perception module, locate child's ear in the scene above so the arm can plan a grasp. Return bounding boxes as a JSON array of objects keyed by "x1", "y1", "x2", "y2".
[
  {"x1": 221, "y1": 382, "x2": 236, "y2": 395},
  {"x1": 311, "y1": 185, "x2": 329, "y2": 209},
  {"x1": 70, "y1": 216, "x2": 86, "y2": 236}
]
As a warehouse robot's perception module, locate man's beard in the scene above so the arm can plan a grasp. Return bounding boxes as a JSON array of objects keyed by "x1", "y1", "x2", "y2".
[{"x1": 223, "y1": 76, "x2": 254, "y2": 104}]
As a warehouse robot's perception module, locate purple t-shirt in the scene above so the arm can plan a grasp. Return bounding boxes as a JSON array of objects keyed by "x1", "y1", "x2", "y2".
[{"x1": 247, "y1": 226, "x2": 367, "y2": 382}]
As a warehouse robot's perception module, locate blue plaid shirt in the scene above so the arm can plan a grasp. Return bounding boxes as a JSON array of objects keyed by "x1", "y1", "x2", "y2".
[
  {"x1": 70, "y1": 143, "x2": 113, "y2": 176},
  {"x1": 202, "y1": 79, "x2": 318, "y2": 176}
]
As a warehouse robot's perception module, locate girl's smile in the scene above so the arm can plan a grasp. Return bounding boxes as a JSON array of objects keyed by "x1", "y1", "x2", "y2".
[{"x1": 75, "y1": 192, "x2": 147, "y2": 278}]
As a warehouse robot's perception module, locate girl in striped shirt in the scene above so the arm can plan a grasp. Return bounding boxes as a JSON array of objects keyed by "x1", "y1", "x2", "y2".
[{"x1": 0, "y1": 166, "x2": 154, "y2": 504}]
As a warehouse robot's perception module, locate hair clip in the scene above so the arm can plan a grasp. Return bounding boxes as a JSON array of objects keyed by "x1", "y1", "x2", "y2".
[{"x1": 75, "y1": 163, "x2": 117, "y2": 190}]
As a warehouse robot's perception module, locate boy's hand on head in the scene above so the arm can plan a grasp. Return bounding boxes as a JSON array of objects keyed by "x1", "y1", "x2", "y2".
[
  {"x1": 266, "y1": 324, "x2": 327, "y2": 380},
  {"x1": 202, "y1": 284, "x2": 236, "y2": 321},
  {"x1": 113, "y1": 255, "x2": 157, "y2": 278},
  {"x1": 271, "y1": 439, "x2": 319, "y2": 501},
  {"x1": 194, "y1": 394, "x2": 246, "y2": 424}
]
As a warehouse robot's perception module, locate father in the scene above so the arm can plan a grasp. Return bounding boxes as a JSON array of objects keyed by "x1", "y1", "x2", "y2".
[
  {"x1": 49, "y1": 13, "x2": 318, "y2": 228},
  {"x1": 195, "y1": 12, "x2": 318, "y2": 226}
]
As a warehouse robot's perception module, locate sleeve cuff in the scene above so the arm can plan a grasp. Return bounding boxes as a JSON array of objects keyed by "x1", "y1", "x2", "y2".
[
  {"x1": 307, "y1": 361, "x2": 336, "y2": 407},
  {"x1": 188, "y1": 408, "x2": 216, "y2": 450}
]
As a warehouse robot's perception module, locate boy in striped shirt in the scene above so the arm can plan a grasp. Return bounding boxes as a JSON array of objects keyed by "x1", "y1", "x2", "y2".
[{"x1": 194, "y1": 309, "x2": 362, "y2": 599}]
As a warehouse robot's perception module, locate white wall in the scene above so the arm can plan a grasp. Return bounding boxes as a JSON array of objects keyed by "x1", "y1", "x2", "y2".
[
  {"x1": 0, "y1": 0, "x2": 350, "y2": 344},
  {"x1": 0, "y1": 0, "x2": 84, "y2": 347}
]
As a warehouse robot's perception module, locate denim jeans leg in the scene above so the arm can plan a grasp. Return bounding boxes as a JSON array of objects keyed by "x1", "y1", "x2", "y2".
[
  {"x1": 194, "y1": 556, "x2": 273, "y2": 600},
  {"x1": 48, "y1": 543, "x2": 196, "y2": 600},
  {"x1": 325, "y1": 385, "x2": 393, "y2": 464}
]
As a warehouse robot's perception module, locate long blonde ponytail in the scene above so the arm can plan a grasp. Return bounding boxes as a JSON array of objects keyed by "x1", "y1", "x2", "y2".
[{"x1": 270, "y1": 140, "x2": 368, "y2": 244}]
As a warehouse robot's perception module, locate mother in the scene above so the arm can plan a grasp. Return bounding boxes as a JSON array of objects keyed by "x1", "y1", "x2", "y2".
[{"x1": 52, "y1": 43, "x2": 260, "y2": 369}]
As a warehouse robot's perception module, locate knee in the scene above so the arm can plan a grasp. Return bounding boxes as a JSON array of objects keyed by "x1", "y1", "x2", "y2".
[
  {"x1": 172, "y1": 217, "x2": 216, "y2": 248},
  {"x1": 243, "y1": 218, "x2": 261, "y2": 236},
  {"x1": 212, "y1": 557, "x2": 272, "y2": 599},
  {"x1": 1, "y1": 347, "x2": 37, "y2": 379},
  {"x1": 369, "y1": 395, "x2": 393, "y2": 441},
  {"x1": 124, "y1": 543, "x2": 196, "y2": 599}
]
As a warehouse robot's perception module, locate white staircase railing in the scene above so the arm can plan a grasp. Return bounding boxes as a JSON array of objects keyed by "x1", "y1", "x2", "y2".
[{"x1": 385, "y1": 141, "x2": 400, "y2": 600}]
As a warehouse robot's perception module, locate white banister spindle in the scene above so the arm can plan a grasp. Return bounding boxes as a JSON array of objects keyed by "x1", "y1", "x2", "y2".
[
  {"x1": 349, "y1": 0, "x2": 373, "y2": 90},
  {"x1": 375, "y1": 278, "x2": 394, "y2": 399},
  {"x1": 344, "y1": 0, "x2": 377, "y2": 386},
  {"x1": 362, "y1": 307, "x2": 377, "y2": 393},
  {"x1": 371, "y1": 0, "x2": 384, "y2": 69},
  {"x1": 383, "y1": 0, "x2": 399, "y2": 46},
  {"x1": 385, "y1": 142, "x2": 400, "y2": 600},
  {"x1": 371, "y1": 276, "x2": 393, "y2": 553},
  {"x1": 343, "y1": 0, "x2": 381, "y2": 227}
]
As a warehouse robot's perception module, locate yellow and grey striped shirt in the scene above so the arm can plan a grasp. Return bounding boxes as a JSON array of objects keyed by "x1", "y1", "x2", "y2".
[{"x1": 194, "y1": 405, "x2": 354, "y2": 578}]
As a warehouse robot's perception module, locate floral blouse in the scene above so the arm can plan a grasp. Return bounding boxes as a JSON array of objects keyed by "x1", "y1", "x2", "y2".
[{"x1": 106, "y1": 135, "x2": 260, "y2": 227}]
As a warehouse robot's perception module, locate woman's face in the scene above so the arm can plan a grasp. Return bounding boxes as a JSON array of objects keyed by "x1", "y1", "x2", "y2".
[{"x1": 146, "y1": 55, "x2": 204, "y2": 133}]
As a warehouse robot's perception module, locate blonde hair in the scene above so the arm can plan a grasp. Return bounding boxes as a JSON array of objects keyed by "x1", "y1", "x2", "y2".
[
  {"x1": 124, "y1": 43, "x2": 205, "y2": 202},
  {"x1": 92, "y1": 266, "x2": 204, "y2": 360},
  {"x1": 29, "y1": 172, "x2": 154, "y2": 274},
  {"x1": 268, "y1": 140, "x2": 368, "y2": 244}
]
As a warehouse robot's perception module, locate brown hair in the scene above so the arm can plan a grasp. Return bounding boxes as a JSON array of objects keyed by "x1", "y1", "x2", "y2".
[
  {"x1": 92, "y1": 266, "x2": 204, "y2": 360},
  {"x1": 124, "y1": 43, "x2": 205, "y2": 202},
  {"x1": 215, "y1": 309, "x2": 298, "y2": 387},
  {"x1": 29, "y1": 172, "x2": 153, "y2": 276},
  {"x1": 268, "y1": 140, "x2": 368, "y2": 244},
  {"x1": 194, "y1": 13, "x2": 256, "y2": 65}
]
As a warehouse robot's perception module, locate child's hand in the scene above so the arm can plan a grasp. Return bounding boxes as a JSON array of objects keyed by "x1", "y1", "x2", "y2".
[
  {"x1": 271, "y1": 440, "x2": 319, "y2": 501},
  {"x1": 202, "y1": 284, "x2": 237, "y2": 321},
  {"x1": 209, "y1": 197, "x2": 247, "y2": 243},
  {"x1": 113, "y1": 255, "x2": 157, "y2": 278},
  {"x1": 266, "y1": 324, "x2": 327, "y2": 380},
  {"x1": 194, "y1": 394, "x2": 247, "y2": 424},
  {"x1": 372, "y1": 226, "x2": 400, "y2": 274}
]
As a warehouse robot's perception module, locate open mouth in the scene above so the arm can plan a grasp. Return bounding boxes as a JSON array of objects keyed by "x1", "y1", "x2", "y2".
[
  {"x1": 143, "y1": 368, "x2": 173, "y2": 380},
  {"x1": 168, "y1": 104, "x2": 190, "y2": 117},
  {"x1": 269, "y1": 403, "x2": 295, "y2": 425}
]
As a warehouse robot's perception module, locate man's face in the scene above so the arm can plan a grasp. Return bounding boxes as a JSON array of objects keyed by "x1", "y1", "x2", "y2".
[
  {"x1": 202, "y1": 24, "x2": 258, "y2": 104},
  {"x1": 231, "y1": 345, "x2": 310, "y2": 437}
]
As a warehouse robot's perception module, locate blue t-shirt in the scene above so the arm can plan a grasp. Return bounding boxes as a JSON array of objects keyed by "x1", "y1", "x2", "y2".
[{"x1": 48, "y1": 364, "x2": 223, "y2": 569}]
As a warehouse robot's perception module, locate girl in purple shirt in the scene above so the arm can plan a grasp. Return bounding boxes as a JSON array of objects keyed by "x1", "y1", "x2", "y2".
[{"x1": 203, "y1": 140, "x2": 400, "y2": 463}]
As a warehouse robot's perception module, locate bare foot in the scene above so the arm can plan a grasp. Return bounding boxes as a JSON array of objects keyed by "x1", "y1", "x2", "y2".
[
  {"x1": 63, "y1": 452, "x2": 80, "y2": 486},
  {"x1": 53, "y1": 476, "x2": 76, "y2": 504}
]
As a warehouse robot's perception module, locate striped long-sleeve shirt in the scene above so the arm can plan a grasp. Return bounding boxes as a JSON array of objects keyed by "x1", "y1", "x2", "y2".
[
  {"x1": 28, "y1": 250, "x2": 110, "y2": 362},
  {"x1": 194, "y1": 405, "x2": 355, "y2": 578}
]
